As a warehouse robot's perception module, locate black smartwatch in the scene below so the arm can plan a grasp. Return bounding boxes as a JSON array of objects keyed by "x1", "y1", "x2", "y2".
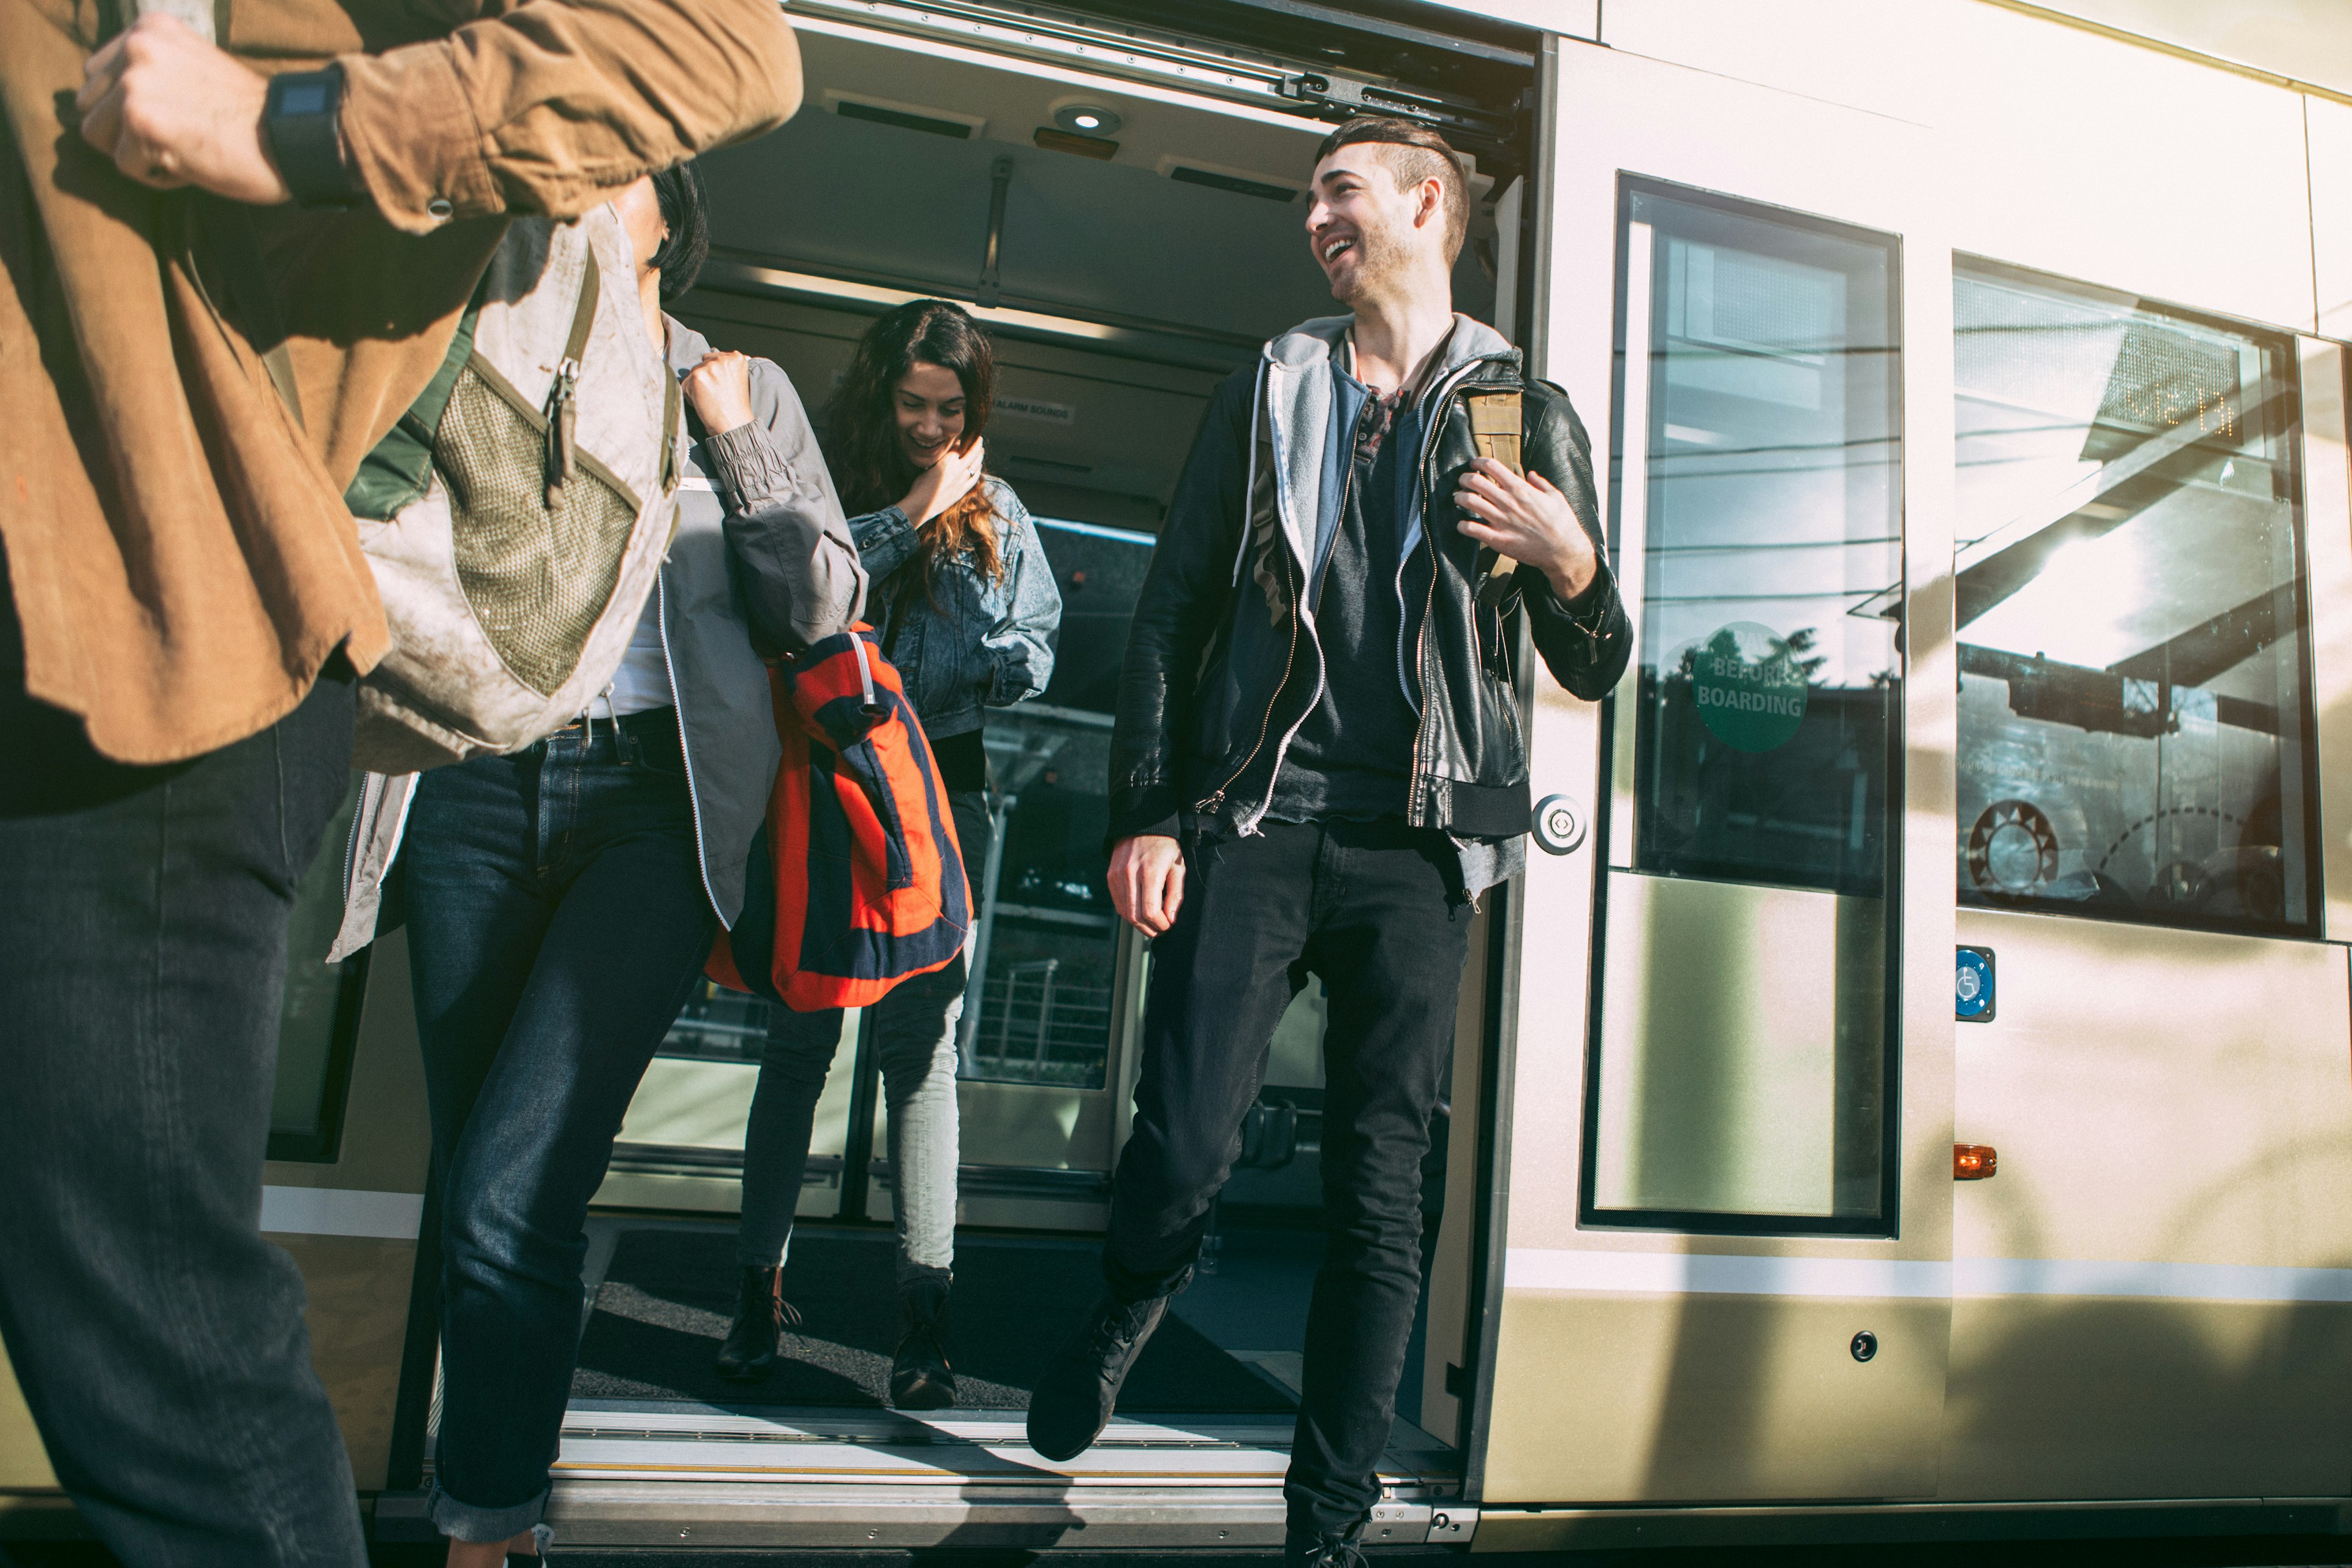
[{"x1": 262, "y1": 67, "x2": 361, "y2": 208}]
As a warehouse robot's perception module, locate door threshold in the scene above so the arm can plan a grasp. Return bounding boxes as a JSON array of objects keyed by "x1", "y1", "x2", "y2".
[{"x1": 377, "y1": 1401, "x2": 1464, "y2": 1548}]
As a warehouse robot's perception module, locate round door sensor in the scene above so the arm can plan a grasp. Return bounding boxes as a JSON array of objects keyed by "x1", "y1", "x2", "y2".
[{"x1": 1532, "y1": 793, "x2": 1587, "y2": 855}]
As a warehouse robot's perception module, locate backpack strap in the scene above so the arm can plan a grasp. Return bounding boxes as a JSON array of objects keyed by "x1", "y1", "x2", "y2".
[
  {"x1": 1467, "y1": 389, "x2": 1523, "y2": 607},
  {"x1": 344, "y1": 301, "x2": 478, "y2": 519}
]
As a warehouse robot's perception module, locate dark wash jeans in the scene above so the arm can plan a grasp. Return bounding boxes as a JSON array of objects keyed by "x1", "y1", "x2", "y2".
[
  {"x1": 1104, "y1": 816, "x2": 1471, "y2": 1537},
  {"x1": 402, "y1": 709, "x2": 715, "y2": 1544},
  {"x1": 0, "y1": 657, "x2": 367, "y2": 1566}
]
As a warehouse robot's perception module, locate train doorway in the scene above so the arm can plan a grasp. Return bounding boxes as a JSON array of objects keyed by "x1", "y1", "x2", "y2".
[{"x1": 432, "y1": 1, "x2": 1539, "y2": 1550}]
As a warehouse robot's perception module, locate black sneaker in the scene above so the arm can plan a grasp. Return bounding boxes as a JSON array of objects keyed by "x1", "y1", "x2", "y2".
[
  {"x1": 1284, "y1": 1519, "x2": 1369, "y2": 1567},
  {"x1": 890, "y1": 1275, "x2": 957, "y2": 1410},
  {"x1": 1024, "y1": 1292, "x2": 1170, "y2": 1461},
  {"x1": 714, "y1": 1265, "x2": 801, "y2": 1384}
]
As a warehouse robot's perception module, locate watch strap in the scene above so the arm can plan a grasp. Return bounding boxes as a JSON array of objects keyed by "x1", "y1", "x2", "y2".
[{"x1": 263, "y1": 68, "x2": 360, "y2": 209}]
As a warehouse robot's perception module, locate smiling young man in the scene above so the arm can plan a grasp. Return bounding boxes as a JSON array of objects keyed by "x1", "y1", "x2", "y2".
[{"x1": 1023, "y1": 118, "x2": 1632, "y2": 1564}]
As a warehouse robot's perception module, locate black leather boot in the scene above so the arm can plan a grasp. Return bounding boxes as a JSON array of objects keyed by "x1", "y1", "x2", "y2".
[
  {"x1": 1284, "y1": 1518, "x2": 1370, "y2": 1567},
  {"x1": 1025, "y1": 1291, "x2": 1170, "y2": 1461},
  {"x1": 889, "y1": 1274, "x2": 957, "y2": 1410},
  {"x1": 714, "y1": 1265, "x2": 799, "y2": 1384}
]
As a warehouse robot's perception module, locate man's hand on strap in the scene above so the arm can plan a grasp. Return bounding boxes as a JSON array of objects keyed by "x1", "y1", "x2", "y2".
[
  {"x1": 1454, "y1": 458, "x2": 1600, "y2": 604},
  {"x1": 1108, "y1": 834, "x2": 1185, "y2": 938},
  {"x1": 77, "y1": 15, "x2": 292, "y2": 204}
]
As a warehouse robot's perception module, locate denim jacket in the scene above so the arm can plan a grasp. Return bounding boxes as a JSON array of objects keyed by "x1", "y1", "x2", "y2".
[{"x1": 854, "y1": 477, "x2": 1062, "y2": 739}]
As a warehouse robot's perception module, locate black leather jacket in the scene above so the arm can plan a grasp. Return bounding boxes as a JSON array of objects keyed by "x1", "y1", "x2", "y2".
[{"x1": 1109, "y1": 316, "x2": 1632, "y2": 864}]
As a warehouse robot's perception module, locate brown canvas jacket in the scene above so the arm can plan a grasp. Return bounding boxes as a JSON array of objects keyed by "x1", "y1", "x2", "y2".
[{"x1": 0, "y1": 0, "x2": 805, "y2": 763}]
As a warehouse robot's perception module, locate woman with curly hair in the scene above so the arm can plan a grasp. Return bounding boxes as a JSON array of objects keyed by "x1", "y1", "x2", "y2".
[{"x1": 720, "y1": 300, "x2": 1061, "y2": 1408}]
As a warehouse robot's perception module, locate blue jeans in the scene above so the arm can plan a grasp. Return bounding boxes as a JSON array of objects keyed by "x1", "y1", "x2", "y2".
[
  {"x1": 736, "y1": 790, "x2": 990, "y2": 1285},
  {"x1": 0, "y1": 657, "x2": 366, "y2": 1567},
  {"x1": 402, "y1": 709, "x2": 715, "y2": 1544}
]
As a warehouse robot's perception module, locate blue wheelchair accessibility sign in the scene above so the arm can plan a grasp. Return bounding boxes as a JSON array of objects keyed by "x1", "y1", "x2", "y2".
[{"x1": 1956, "y1": 946, "x2": 1995, "y2": 1022}]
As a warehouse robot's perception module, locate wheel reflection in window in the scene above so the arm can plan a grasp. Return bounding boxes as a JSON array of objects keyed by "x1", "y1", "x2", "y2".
[{"x1": 1952, "y1": 262, "x2": 2315, "y2": 936}]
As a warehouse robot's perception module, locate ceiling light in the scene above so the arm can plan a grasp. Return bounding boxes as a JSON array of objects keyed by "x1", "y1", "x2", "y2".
[{"x1": 1053, "y1": 104, "x2": 1121, "y2": 137}]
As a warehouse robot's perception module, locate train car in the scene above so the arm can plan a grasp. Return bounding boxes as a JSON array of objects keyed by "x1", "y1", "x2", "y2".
[{"x1": 10, "y1": 0, "x2": 2352, "y2": 1553}]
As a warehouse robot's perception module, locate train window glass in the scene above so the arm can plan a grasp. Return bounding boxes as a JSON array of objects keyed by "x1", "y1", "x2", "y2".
[
  {"x1": 1952, "y1": 263, "x2": 2316, "y2": 935},
  {"x1": 1621, "y1": 189, "x2": 1903, "y2": 895},
  {"x1": 268, "y1": 776, "x2": 371, "y2": 1163},
  {"x1": 957, "y1": 518, "x2": 1153, "y2": 1089},
  {"x1": 1587, "y1": 183, "x2": 1902, "y2": 1230}
]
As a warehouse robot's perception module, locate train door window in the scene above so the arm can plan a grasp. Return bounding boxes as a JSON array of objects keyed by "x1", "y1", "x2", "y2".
[
  {"x1": 1585, "y1": 181, "x2": 1904, "y2": 1229},
  {"x1": 956, "y1": 518, "x2": 1154, "y2": 1090},
  {"x1": 1952, "y1": 262, "x2": 2316, "y2": 935},
  {"x1": 268, "y1": 776, "x2": 371, "y2": 1162}
]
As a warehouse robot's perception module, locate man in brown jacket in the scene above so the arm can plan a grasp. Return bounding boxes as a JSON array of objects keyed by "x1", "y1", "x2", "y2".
[{"x1": 0, "y1": 4, "x2": 806, "y2": 1561}]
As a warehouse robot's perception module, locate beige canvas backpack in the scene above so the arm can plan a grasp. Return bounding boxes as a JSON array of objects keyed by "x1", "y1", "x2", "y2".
[{"x1": 343, "y1": 203, "x2": 682, "y2": 773}]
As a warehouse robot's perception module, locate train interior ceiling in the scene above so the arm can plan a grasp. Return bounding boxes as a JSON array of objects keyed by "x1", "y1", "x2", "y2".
[{"x1": 560, "y1": 9, "x2": 1523, "y2": 1485}]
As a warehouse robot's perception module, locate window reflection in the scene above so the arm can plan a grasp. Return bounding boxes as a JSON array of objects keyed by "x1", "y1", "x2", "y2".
[
  {"x1": 268, "y1": 775, "x2": 370, "y2": 1162},
  {"x1": 959, "y1": 707, "x2": 1119, "y2": 1088},
  {"x1": 1953, "y1": 263, "x2": 2315, "y2": 935},
  {"x1": 1624, "y1": 189, "x2": 1903, "y2": 898}
]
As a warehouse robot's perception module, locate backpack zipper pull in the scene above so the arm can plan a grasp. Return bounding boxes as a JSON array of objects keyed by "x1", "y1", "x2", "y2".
[
  {"x1": 544, "y1": 251, "x2": 599, "y2": 508},
  {"x1": 546, "y1": 356, "x2": 579, "y2": 507}
]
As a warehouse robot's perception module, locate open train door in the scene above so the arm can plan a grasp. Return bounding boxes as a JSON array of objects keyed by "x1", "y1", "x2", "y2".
[{"x1": 1463, "y1": 34, "x2": 1961, "y2": 1530}]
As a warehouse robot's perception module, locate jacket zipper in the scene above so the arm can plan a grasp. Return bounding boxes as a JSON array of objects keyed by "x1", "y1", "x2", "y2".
[
  {"x1": 339, "y1": 778, "x2": 368, "y2": 904},
  {"x1": 1196, "y1": 544, "x2": 1303, "y2": 816},
  {"x1": 1400, "y1": 357, "x2": 1505, "y2": 829},
  {"x1": 1204, "y1": 352, "x2": 1515, "y2": 828},
  {"x1": 656, "y1": 566, "x2": 723, "y2": 927},
  {"x1": 1405, "y1": 550, "x2": 1441, "y2": 827},
  {"x1": 1209, "y1": 403, "x2": 1370, "y2": 829}
]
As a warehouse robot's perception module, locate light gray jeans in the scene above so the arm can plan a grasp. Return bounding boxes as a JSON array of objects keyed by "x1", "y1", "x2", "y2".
[{"x1": 736, "y1": 790, "x2": 987, "y2": 1285}]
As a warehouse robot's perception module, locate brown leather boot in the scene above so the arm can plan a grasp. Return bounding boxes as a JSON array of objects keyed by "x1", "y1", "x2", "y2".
[{"x1": 715, "y1": 1265, "x2": 799, "y2": 1384}]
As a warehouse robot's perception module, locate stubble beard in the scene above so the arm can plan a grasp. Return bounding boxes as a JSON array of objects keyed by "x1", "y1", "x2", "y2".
[{"x1": 1330, "y1": 214, "x2": 1412, "y2": 309}]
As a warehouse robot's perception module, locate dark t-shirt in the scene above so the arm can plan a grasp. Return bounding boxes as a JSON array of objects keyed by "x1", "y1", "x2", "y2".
[
  {"x1": 1265, "y1": 372, "x2": 1430, "y2": 823},
  {"x1": 929, "y1": 727, "x2": 989, "y2": 794}
]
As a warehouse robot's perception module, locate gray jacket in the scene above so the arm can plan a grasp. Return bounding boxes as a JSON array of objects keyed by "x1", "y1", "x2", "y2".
[
  {"x1": 329, "y1": 319, "x2": 864, "y2": 959},
  {"x1": 857, "y1": 477, "x2": 1061, "y2": 738}
]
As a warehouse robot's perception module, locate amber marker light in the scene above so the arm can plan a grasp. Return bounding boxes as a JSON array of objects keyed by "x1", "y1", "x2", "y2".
[{"x1": 1953, "y1": 1144, "x2": 1998, "y2": 1180}]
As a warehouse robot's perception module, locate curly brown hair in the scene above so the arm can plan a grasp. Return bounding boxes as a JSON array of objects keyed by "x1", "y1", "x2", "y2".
[{"x1": 823, "y1": 299, "x2": 1004, "y2": 589}]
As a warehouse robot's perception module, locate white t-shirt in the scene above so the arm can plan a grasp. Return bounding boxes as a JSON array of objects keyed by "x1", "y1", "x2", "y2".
[{"x1": 598, "y1": 589, "x2": 673, "y2": 717}]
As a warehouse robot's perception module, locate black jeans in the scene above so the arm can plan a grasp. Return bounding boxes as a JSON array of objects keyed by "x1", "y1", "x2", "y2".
[
  {"x1": 402, "y1": 708, "x2": 715, "y2": 1544},
  {"x1": 1104, "y1": 816, "x2": 1471, "y2": 1536},
  {"x1": 0, "y1": 661, "x2": 366, "y2": 1566}
]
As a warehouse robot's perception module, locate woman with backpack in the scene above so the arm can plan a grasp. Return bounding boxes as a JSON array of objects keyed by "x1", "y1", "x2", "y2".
[
  {"x1": 718, "y1": 300, "x2": 1062, "y2": 1408},
  {"x1": 396, "y1": 164, "x2": 865, "y2": 1566}
]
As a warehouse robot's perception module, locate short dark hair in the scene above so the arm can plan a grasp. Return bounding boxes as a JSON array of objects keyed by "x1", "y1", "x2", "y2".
[
  {"x1": 1313, "y1": 117, "x2": 1469, "y2": 265},
  {"x1": 649, "y1": 161, "x2": 711, "y2": 301}
]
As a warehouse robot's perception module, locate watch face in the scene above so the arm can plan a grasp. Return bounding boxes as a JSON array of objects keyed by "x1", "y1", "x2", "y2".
[{"x1": 279, "y1": 80, "x2": 331, "y2": 116}]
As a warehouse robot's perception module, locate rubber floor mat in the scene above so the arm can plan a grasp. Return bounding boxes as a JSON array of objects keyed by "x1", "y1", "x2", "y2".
[{"x1": 572, "y1": 1225, "x2": 1297, "y2": 1412}]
